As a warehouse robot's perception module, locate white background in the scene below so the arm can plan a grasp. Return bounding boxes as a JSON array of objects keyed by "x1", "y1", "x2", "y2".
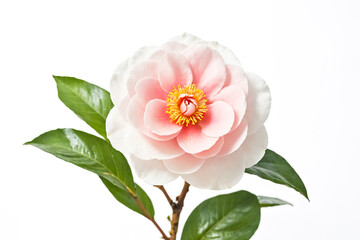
[{"x1": 1, "y1": 0, "x2": 359, "y2": 239}]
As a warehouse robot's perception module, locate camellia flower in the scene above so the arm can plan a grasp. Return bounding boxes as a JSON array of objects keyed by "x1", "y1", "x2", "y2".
[{"x1": 106, "y1": 33, "x2": 271, "y2": 189}]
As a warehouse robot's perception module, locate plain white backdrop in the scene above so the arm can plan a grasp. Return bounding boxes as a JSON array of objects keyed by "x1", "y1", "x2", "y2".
[{"x1": 1, "y1": 0, "x2": 359, "y2": 239}]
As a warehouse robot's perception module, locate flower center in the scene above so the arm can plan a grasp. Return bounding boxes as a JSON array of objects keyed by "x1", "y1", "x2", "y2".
[{"x1": 166, "y1": 84, "x2": 207, "y2": 126}]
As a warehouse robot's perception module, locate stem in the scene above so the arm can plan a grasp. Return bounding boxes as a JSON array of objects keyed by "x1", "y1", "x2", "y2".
[
  {"x1": 155, "y1": 185, "x2": 174, "y2": 207},
  {"x1": 134, "y1": 196, "x2": 170, "y2": 240},
  {"x1": 169, "y1": 182, "x2": 190, "y2": 240}
]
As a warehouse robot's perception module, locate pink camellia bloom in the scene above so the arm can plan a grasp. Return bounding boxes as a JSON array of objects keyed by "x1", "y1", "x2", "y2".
[{"x1": 106, "y1": 33, "x2": 271, "y2": 189}]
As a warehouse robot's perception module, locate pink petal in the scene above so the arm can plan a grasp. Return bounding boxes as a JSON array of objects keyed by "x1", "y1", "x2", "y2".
[
  {"x1": 194, "y1": 137, "x2": 224, "y2": 158},
  {"x1": 245, "y1": 72, "x2": 271, "y2": 134},
  {"x1": 207, "y1": 41, "x2": 242, "y2": 66},
  {"x1": 127, "y1": 61, "x2": 158, "y2": 97},
  {"x1": 240, "y1": 126, "x2": 268, "y2": 168},
  {"x1": 111, "y1": 46, "x2": 158, "y2": 105},
  {"x1": 213, "y1": 86, "x2": 246, "y2": 131},
  {"x1": 177, "y1": 125, "x2": 218, "y2": 154},
  {"x1": 182, "y1": 148, "x2": 246, "y2": 190},
  {"x1": 163, "y1": 154, "x2": 206, "y2": 174},
  {"x1": 217, "y1": 120, "x2": 248, "y2": 157},
  {"x1": 199, "y1": 101, "x2": 234, "y2": 137},
  {"x1": 144, "y1": 99, "x2": 183, "y2": 136},
  {"x1": 183, "y1": 45, "x2": 226, "y2": 99},
  {"x1": 128, "y1": 96, "x2": 179, "y2": 141},
  {"x1": 223, "y1": 64, "x2": 248, "y2": 95},
  {"x1": 169, "y1": 33, "x2": 202, "y2": 46},
  {"x1": 135, "y1": 77, "x2": 167, "y2": 107},
  {"x1": 127, "y1": 129, "x2": 185, "y2": 160},
  {"x1": 162, "y1": 41, "x2": 187, "y2": 52},
  {"x1": 130, "y1": 155, "x2": 178, "y2": 185},
  {"x1": 158, "y1": 53, "x2": 193, "y2": 92}
]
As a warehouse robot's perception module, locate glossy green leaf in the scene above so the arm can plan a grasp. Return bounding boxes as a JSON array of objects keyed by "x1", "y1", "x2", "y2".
[
  {"x1": 25, "y1": 128, "x2": 135, "y2": 193},
  {"x1": 257, "y1": 196, "x2": 292, "y2": 208},
  {"x1": 100, "y1": 177, "x2": 155, "y2": 218},
  {"x1": 54, "y1": 76, "x2": 113, "y2": 138},
  {"x1": 245, "y1": 149, "x2": 309, "y2": 200},
  {"x1": 181, "y1": 191, "x2": 260, "y2": 240}
]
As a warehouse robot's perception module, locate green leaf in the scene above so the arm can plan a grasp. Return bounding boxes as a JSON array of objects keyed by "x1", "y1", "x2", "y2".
[
  {"x1": 53, "y1": 76, "x2": 114, "y2": 138},
  {"x1": 100, "y1": 177, "x2": 155, "y2": 218},
  {"x1": 245, "y1": 149, "x2": 309, "y2": 200},
  {"x1": 181, "y1": 191, "x2": 260, "y2": 240},
  {"x1": 25, "y1": 128, "x2": 135, "y2": 194},
  {"x1": 257, "y1": 196, "x2": 292, "y2": 208}
]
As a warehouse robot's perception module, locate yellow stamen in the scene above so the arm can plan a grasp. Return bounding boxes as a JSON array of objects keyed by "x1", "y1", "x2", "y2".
[{"x1": 166, "y1": 84, "x2": 207, "y2": 126}]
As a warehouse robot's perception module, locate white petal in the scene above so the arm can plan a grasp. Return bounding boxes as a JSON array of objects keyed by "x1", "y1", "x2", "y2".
[
  {"x1": 240, "y1": 125, "x2": 268, "y2": 168},
  {"x1": 110, "y1": 46, "x2": 158, "y2": 105},
  {"x1": 169, "y1": 33, "x2": 202, "y2": 47},
  {"x1": 182, "y1": 148, "x2": 246, "y2": 190},
  {"x1": 163, "y1": 154, "x2": 206, "y2": 174},
  {"x1": 128, "y1": 129, "x2": 184, "y2": 160},
  {"x1": 245, "y1": 72, "x2": 271, "y2": 134},
  {"x1": 130, "y1": 155, "x2": 178, "y2": 185},
  {"x1": 106, "y1": 106, "x2": 131, "y2": 154},
  {"x1": 207, "y1": 41, "x2": 241, "y2": 66}
]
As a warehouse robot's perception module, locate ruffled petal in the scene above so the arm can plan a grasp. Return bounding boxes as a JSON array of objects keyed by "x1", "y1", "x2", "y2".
[
  {"x1": 199, "y1": 101, "x2": 234, "y2": 137},
  {"x1": 194, "y1": 137, "x2": 224, "y2": 158},
  {"x1": 182, "y1": 148, "x2": 246, "y2": 190},
  {"x1": 128, "y1": 129, "x2": 185, "y2": 160},
  {"x1": 177, "y1": 125, "x2": 218, "y2": 154},
  {"x1": 162, "y1": 41, "x2": 188, "y2": 52},
  {"x1": 106, "y1": 106, "x2": 130, "y2": 154},
  {"x1": 110, "y1": 46, "x2": 158, "y2": 105},
  {"x1": 223, "y1": 64, "x2": 248, "y2": 95},
  {"x1": 183, "y1": 45, "x2": 226, "y2": 99},
  {"x1": 217, "y1": 120, "x2": 248, "y2": 157},
  {"x1": 163, "y1": 154, "x2": 206, "y2": 174},
  {"x1": 158, "y1": 53, "x2": 193, "y2": 92},
  {"x1": 207, "y1": 41, "x2": 241, "y2": 66},
  {"x1": 245, "y1": 72, "x2": 271, "y2": 134},
  {"x1": 135, "y1": 77, "x2": 167, "y2": 107},
  {"x1": 130, "y1": 156, "x2": 178, "y2": 185},
  {"x1": 169, "y1": 33, "x2": 202, "y2": 46},
  {"x1": 213, "y1": 86, "x2": 246, "y2": 131},
  {"x1": 240, "y1": 125, "x2": 268, "y2": 168},
  {"x1": 127, "y1": 61, "x2": 158, "y2": 97},
  {"x1": 128, "y1": 96, "x2": 179, "y2": 141},
  {"x1": 144, "y1": 99, "x2": 182, "y2": 136}
]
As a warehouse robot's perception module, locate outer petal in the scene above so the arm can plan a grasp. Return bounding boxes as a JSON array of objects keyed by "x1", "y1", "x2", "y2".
[
  {"x1": 183, "y1": 45, "x2": 226, "y2": 99},
  {"x1": 182, "y1": 148, "x2": 246, "y2": 190},
  {"x1": 135, "y1": 77, "x2": 167, "y2": 107},
  {"x1": 223, "y1": 64, "x2": 248, "y2": 95},
  {"x1": 177, "y1": 125, "x2": 218, "y2": 154},
  {"x1": 199, "y1": 101, "x2": 234, "y2": 138},
  {"x1": 169, "y1": 33, "x2": 202, "y2": 46},
  {"x1": 106, "y1": 106, "x2": 130, "y2": 154},
  {"x1": 163, "y1": 154, "x2": 206, "y2": 174},
  {"x1": 128, "y1": 129, "x2": 185, "y2": 160},
  {"x1": 144, "y1": 99, "x2": 182, "y2": 136},
  {"x1": 240, "y1": 125, "x2": 268, "y2": 168},
  {"x1": 212, "y1": 86, "x2": 246, "y2": 131},
  {"x1": 217, "y1": 120, "x2": 248, "y2": 157},
  {"x1": 130, "y1": 156, "x2": 178, "y2": 185},
  {"x1": 128, "y1": 96, "x2": 179, "y2": 141},
  {"x1": 110, "y1": 46, "x2": 158, "y2": 105},
  {"x1": 158, "y1": 53, "x2": 193, "y2": 92},
  {"x1": 207, "y1": 41, "x2": 241, "y2": 66},
  {"x1": 162, "y1": 41, "x2": 188, "y2": 52},
  {"x1": 127, "y1": 61, "x2": 159, "y2": 97},
  {"x1": 194, "y1": 137, "x2": 224, "y2": 158},
  {"x1": 245, "y1": 72, "x2": 271, "y2": 134}
]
